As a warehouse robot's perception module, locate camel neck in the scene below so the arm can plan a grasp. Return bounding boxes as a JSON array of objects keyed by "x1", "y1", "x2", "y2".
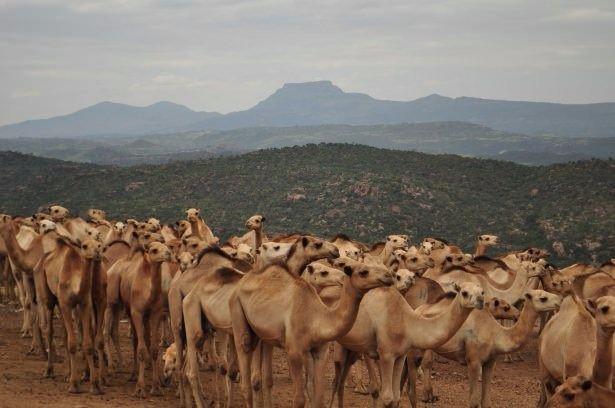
[
  {"x1": 406, "y1": 297, "x2": 471, "y2": 350},
  {"x1": 189, "y1": 219, "x2": 203, "y2": 239},
  {"x1": 254, "y1": 228, "x2": 263, "y2": 250},
  {"x1": 497, "y1": 302, "x2": 539, "y2": 353},
  {"x1": 286, "y1": 248, "x2": 308, "y2": 277},
  {"x1": 474, "y1": 243, "x2": 487, "y2": 257},
  {"x1": 592, "y1": 325, "x2": 614, "y2": 387},
  {"x1": 0, "y1": 224, "x2": 40, "y2": 272},
  {"x1": 313, "y1": 279, "x2": 363, "y2": 344}
]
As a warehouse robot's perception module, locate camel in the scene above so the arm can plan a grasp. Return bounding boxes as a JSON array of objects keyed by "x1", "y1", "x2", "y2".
[
  {"x1": 302, "y1": 261, "x2": 347, "y2": 306},
  {"x1": 183, "y1": 236, "x2": 339, "y2": 407},
  {"x1": 35, "y1": 235, "x2": 104, "y2": 394},
  {"x1": 184, "y1": 208, "x2": 217, "y2": 244},
  {"x1": 411, "y1": 289, "x2": 561, "y2": 408},
  {"x1": 255, "y1": 242, "x2": 293, "y2": 269},
  {"x1": 546, "y1": 376, "x2": 615, "y2": 407},
  {"x1": 230, "y1": 214, "x2": 267, "y2": 251},
  {"x1": 330, "y1": 275, "x2": 485, "y2": 408},
  {"x1": 330, "y1": 234, "x2": 367, "y2": 261},
  {"x1": 168, "y1": 245, "x2": 254, "y2": 407},
  {"x1": 538, "y1": 295, "x2": 615, "y2": 406},
  {"x1": 230, "y1": 254, "x2": 394, "y2": 408},
  {"x1": 104, "y1": 241, "x2": 172, "y2": 397},
  {"x1": 601, "y1": 259, "x2": 615, "y2": 279},
  {"x1": 474, "y1": 234, "x2": 499, "y2": 257}
]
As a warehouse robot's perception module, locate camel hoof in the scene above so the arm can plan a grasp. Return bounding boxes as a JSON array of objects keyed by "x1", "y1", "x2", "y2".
[
  {"x1": 68, "y1": 383, "x2": 81, "y2": 394},
  {"x1": 134, "y1": 385, "x2": 147, "y2": 398},
  {"x1": 421, "y1": 394, "x2": 439, "y2": 403},
  {"x1": 150, "y1": 386, "x2": 162, "y2": 396},
  {"x1": 43, "y1": 366, "x2": 54, "y2": 378},
  {"x1": 90, "y1": 382, "x2": 104, "y2": 395}
]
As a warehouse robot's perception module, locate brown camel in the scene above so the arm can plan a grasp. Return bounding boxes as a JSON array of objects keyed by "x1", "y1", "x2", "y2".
[
  {"x1": 538, "y1": 295, "x2": 615, "y2": 406},
  {"x1": 331, "y1": 278, "x2": 485, "y2": 408},
  {"x1": 546, "y1": 375, "x2": 615, "y2": 407},
  {"x1": 104, "y1": 241, "x2": 172, "y2": 397},
  {"x1": 35, "y1": 235, "x2": 104, "y2": 394},
  {"x1": 330, "y1": 233, "x2": 367, "y2": 261},
  {"x1": 230, "y1": 254, "x2": 393, "y2": 408},
  {"x1": 412, "y1": 289, "x2": 561, "y2": 408}
]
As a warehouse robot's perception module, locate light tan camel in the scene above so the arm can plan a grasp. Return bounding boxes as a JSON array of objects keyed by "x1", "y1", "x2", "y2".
[
  {"x1": 35, "y1": 235, "x2": 104, "y2": 394},
  {"x1": 331, "y1": 276, "x2": 485, "y2": 408},
  {"x1": 601, "y1": 259, "x2": 615, "y2": 279},
  {"x1": 546, "y1": 376, "x2": 615, "y2": 407},
  {"x1": 184, "y1": 208, "x2": 217, "y2": 244},
  {"x1": 104, "y1": 241, "x2": 172, "y2": 397},
  {"x1": 230, "y1": 255, "x2": 395, "y2": 408},
  {"x1": 230, "y1": 214, "x2": 267, "y2": 250},
  {"x1": 474, "y1": 234, "x2": 499, "y2": 257},
  {"x1": 330, "y1": 234, "x2": 367, "y2": 261},
  {"x1": 412, "y1": 289, "x2": 561, "y2": 408},
  {"x1": 538, "y1": 295, "x2": 615, "y2": 406}
]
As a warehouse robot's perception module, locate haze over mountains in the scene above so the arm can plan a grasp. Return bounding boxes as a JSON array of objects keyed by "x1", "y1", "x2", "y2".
[{"x1": 1, "y1": 81, "x2": 614, "y2": 139}]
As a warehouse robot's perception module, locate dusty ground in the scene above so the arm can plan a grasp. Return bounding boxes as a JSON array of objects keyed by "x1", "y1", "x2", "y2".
[{"x1": 0, "y1": 305, "x2": 542, "y2": 407}]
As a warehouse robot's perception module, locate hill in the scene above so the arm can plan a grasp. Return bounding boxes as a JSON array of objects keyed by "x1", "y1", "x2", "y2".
[
  {"x1": 0, "y1": 144, "x2": 612, "y2": 264},
  {"x1": 1, "y1": 81, "x2": 614, "y2": 139}
]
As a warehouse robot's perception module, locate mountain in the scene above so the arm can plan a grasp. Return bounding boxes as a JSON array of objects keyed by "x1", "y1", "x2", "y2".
[
  {"x1": 0, "y1": 144, "x2": 612, "y2": 264},
  {"x1": 0, "y1": 101, "x2": 221, "y2": 138},
  {"x1": 1, "y1": 81, "x2": 614, "y2": 139}
]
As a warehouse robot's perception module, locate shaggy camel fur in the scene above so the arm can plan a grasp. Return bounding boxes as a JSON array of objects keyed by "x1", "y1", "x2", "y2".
[
  {"x1": 230, "y1": 255, "x2": 394, "y2": 408},
  {"x1": 412, "y1": 290, "x2": 561, "y2": 408},
  {"x1": 538, "y1": 295, "x2": 615, "y2": 406},
  {"x1": 36, "y1": 235, "x2": 104, "y2": 394},
  {"x1": 104, "y1": 241, "x2": 172, "y2": 397},
  {"x1": 331, "y1": 278, "x2": 485, "y2": 408},
  {"x1": 546, "y1": 376, "x2": 615, "y2": 407}
]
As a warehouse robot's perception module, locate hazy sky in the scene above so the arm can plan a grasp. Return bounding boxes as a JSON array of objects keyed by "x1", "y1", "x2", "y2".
[{"x1": 1, "y1": 0, "x2": 614, "y2": 125}]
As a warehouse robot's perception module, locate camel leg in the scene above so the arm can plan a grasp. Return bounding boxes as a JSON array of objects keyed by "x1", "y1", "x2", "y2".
[
  {"x1": 169, "y1": 289, "x2": 189, "y2": 407},
  {"x1": 226, "y1": 337, "x2": 239, "y2": 408},
  {"x1": 42, "y1": 303, "x2": 55, "y2": 378},
  {"x1": 288, "y1": 350, "x2": 306, "y2": 408},
  {"x1": 80, "y1": 301, "x2": 102, "y2": 394},
  {"x1": 311, "y1": 345, "x2": 330, "y2": 408},
  {"x1": 330, "y1": 348, "x2": 357, "y2": 408},
  {"x1": 465, "y1": 343, "x2": 482, "y2": 408},
  {"x1": 481, "y1": 359, "x2": 496, "y2": 408},
  {"x1": 149, "y1": 309, "x2": 163, "y2": 396},
  {"x1": 230, "y1": 296, "x2": 254, "y2": 408},
  {"x1": 390, "y1": 356, "x2": 406, "y2": 407},
  {"x1": 421, "y1": 350, "x2": 438, "y2": 403},
  {"x1": 93, "y1": 302, "x2": 107, "y2": 386},
  {"x1": 58, "y1": 302, "x2": 80, "y2": 393},
  {"x1": 251, "y1": 340, "x2": 263, "y2": 407},
  {"x1": 405, "y1": 355, "x2": 417, "y2": 408},
  {"x1": 183, "y1": 294, "x2": 208, "y2": 408},
  {"x1": 378, "y1": 352, "x2": 398, "y2": 408},
  {"x1": 364, "y1": 356, "x2": 380, "y2": 404},
  {"x1": 131, "y1": 310, "x2": 148, "y2": 398}
]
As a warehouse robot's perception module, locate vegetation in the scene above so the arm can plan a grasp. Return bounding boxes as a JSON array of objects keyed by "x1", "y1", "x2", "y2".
[{"x1": 0, "y1": 144, "x2": 612, "y2": 264}]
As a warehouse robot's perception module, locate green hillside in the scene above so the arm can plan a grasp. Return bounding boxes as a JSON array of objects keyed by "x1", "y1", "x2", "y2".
[{"x1": 0, "y1": 144, "x2": 612, "y2": 264}]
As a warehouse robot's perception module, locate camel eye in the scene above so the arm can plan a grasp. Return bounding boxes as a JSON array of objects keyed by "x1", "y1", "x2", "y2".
[
  {"x1": 504, "y1": 306, "x2": 510, "y2": 311},
  {"x1": 396, "y1": 275, "x2": 401, "y2": 281},
  {"x1": 192, "y1": 244, "x2": 198, "y2": 248},
  {"x1": 321, "y1": 271, "x2": 329, "y2": 277},
  {"x1": 315, "y1": 242, "x2": 323, "y2": 249},
  {"x1": 359, "y1": 270, "x2": 369, "y2": 277},
  {"x1": 540, "y1": 297, "x2": 547, "y2": 302},
  {"x1": 485, "y1": 237, "x2": 490, "y2": 241},
  {"x1": 83, "y1": 244, "x2": 88, "y2": 250},
  {"x1": 152, "y1": 248, "x2": 159, "y2": 254},
  {"x1": 274, "y1": 245, "x2": 280, "y2": 250},
  {"x1": 411, "y1": 257, "x2": 418, "y2": 262},
  {"x1": 601, "y1": 305, "x2": 610, "y2": 313},
  {"x1": 564, "y1": 393, "x2": 574, "y2": 401},
  {"x1": 461, "y1": 291, "x2": 468, "y2": 297}
]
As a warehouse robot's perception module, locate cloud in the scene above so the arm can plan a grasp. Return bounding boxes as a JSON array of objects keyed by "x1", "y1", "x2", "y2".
[
  {"x1": 129, "y1": 73, "x2": 211, "y2": 91},
  {"x1": 10, "y1": 89, "x2": 40, "y2": 98},
  {"x1": 548, "y1": 8, "x2": 615, "y2": 22}
]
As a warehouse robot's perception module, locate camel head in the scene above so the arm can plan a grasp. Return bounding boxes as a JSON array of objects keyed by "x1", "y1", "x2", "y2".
[
  {"x1": 177, "y1": 251, "x2": 194, "y2": 273},
  {"x1": 451, "y1": 282, "x2": 485, "y2": 309},
  {"x1": 422, "y1": 237, "x2": 447, "y2": 251},
  {"x1": 518, "y1": 247, "x2": 550, "y2": 262},
  {"x1": 523, "y1": 290, "x2": 562, "y2": 312},
  {"x1": 331, "y1": 257, "x2": 395, "y2": 292},
  {"x1": 38, "y1": 220, "x2": 57, "y2": 234},
  {"x1": 0, "y1": 214, "x2": 12, "y2": 224},
  {"x1": 136, "y1": 231, "x2": 164, "y2": 249},
  {"x1": 291, "y1": 236, "x2": 340, "y2": 263},
  {"x1": 80, "y1": 238, "x2": 103, "y2": 261},
  {"x1": 485, "y1": 298, "x2": 519, "y2": 321},
  {"x1": 546, "y1": 375, "x2": 594, "y2": 408},
  {"x1": 146, "y1": 241, "x2": 172, "y2": 263},
  {"x1": 395, "y1": 268, "x2": 416, "y2": 294},
  {"x1": 113, "y1": 221, "x2": 126, "y2": 234},
  {"x1": 256, "y1": 242, "x2": 292, "y2": 264},
  {"x1": 524, "y1": 261, "x2": 548, "y2": 279},
  {"x1": 444, "y1": 253, "x2": 473, "y2": 267},
  {"x1": 49, "y1": 205, "x2": 69, "y2": 222},
  {"x1": 385, "y1": 234, "x2": 409, "y2": 251},
  {"x1": 223, "y1": 243, "x2": 255, "y2": 264},
  {"x1": 147, "y1": 218, "x2": 161, "y2": 232},
  {"x1": 185, "y1": 208, "x2": 201, "y2": 223},
  {"x1": 85, "y1": 226, "x2": 102, "y2": 242},
  {"x1": 181, "y1": 236, "x2": 208, "y2": 255},
  {"x1": 162, "y1": 343, "x2": 178, "y2": 386},
  {"x1": 176, "y1": 220, "x2": 191, "y2": 237},
  {"x1": 586, "y1": 295, "x2": 615, "y2": 330},
  {"x1": 87, "y1": 208, "x2": 106, "y2": 222},
  {"x1": 478, "y1": 234, "x2": 499, "y2": 246},
  {"x1": 245, "y1": 214, "x2": 265, "y2": 231},
  {"x1": 304, "y1": 262, "x2": 346, "y2": 290},
  {"x1": 394, "y1": 249, "x2": 435, "y2": 273}
]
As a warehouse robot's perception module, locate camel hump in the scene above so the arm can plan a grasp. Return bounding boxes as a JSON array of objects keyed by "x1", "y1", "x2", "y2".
[{"x1": 215, "y1": 266, "x2": 244, "y2": 283}]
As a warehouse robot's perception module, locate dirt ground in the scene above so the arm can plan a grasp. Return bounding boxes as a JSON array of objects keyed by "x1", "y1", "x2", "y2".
[{"x1": 0, "y1": 305, "x2": 542, "y2": 407}]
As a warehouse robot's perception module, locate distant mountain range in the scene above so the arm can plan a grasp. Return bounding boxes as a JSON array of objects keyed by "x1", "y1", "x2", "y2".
[{"x1": 1, "y1": 81, "x2": 614, "y2": 139}]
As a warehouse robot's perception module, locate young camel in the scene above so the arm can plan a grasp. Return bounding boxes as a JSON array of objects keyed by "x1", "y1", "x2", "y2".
[
  {"x1": 331, "y1": 277, "x2": 485, "y2": 408},
  {"x1": 546, "y1": 376, "x2": 615, "y2": 407},
  {"x1": 230, "y1": 255, "x2": 394, "y2": 408},
  {"x1": 538, "y1": 295, "x2": 615, "y2": 406},
  {"x1": 104, "y1": 241, "x2": 172, "y2": 397},
  {"x1": 35, "y1": 235, "x2": 104, "y2": 394},
  {"x1": 412, "y1": 289, "x2": 561, "y2": 408}
]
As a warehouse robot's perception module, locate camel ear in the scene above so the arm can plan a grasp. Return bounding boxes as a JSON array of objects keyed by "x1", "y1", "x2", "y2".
[
  {"x1": 524, "y1": 292, "x2": 533, "y2": 301},
  {"x1": 261, "y1": 216, "x2": 266, "y2": 222},
  {"x1": 452, "y1": 282, "x2": 461, "y2": 293},
  {"x1": 132, "y1": 231, "x2": 138, "y2": 238},
  {"x1": 302, "y1": 237, "x2": 309, "y2": 247},
  {"x1": 306, "y1": 265, "x2": 314, "y2": 274},
  {"x1": 581, "y1": 379, "x2": 592, "y2": 391},
  {"x1": 446, "y1": 255, "x2": 453, "y2": 262},
  {"x1": 584, "y1": 299, "x2": 597, "y2": 316},
  {"x1": 343, "y1": 265, "x2": 352, "y2": 276}
]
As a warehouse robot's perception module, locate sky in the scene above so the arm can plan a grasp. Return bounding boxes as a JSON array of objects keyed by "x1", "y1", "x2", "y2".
[{"x1": 1, "y1": 0, "x2": 614, "y2": 126}]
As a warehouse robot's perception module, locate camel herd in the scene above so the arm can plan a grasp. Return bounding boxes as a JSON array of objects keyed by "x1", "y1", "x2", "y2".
[{"x1": 0, "y1": 205, "x2": 614, "y2": 408}]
